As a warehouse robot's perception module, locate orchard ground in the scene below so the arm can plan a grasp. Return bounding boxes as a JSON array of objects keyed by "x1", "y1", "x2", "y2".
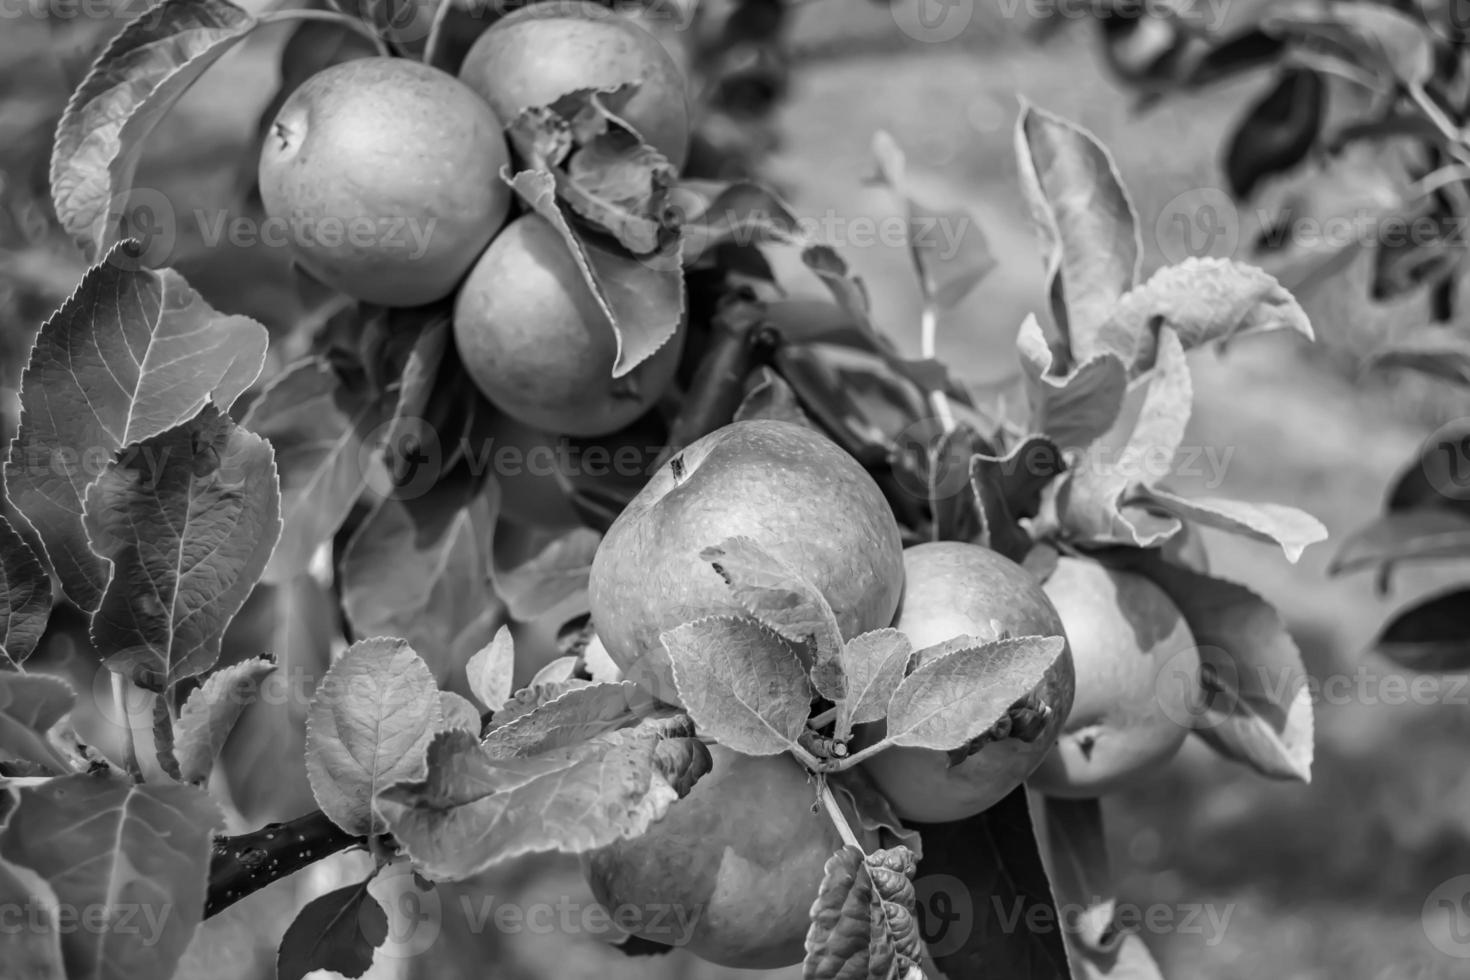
[{"x1": 5, "y1": 2, "x2": 1470, "y2": 979}]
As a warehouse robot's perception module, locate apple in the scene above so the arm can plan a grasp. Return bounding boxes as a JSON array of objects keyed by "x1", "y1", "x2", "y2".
[
  {"x1": 452, "y1": 213, "x2": 686, "y2": 437},
  {"x1": 1028, "y1": 556, "x2": 1203, "y2": 798},
  {"x1": 258, "y1": 57, "x2": 511, "y2": 307},
  {"x1": 458, "y1": 0, "x2": 691, "y2": 168},
  {"x1": 588, "y1": 419, "x2": 904, "y2": 700},
  {"x1": 853, "y1": 542, "x2": 1075, "y2": 822},
  {"x1": 582, "y1": 744, "x2": 877, "y2": 969}
]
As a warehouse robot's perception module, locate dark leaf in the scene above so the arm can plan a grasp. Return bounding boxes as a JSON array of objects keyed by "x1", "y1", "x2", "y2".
[
  {"x1": 276, "y1": 879, "x2": 387, "y2": 980},
  {"x1": 1331, "y1": 510, "x2": 1470, "y2": 577},
  {"x1": 1223, "y1": 68, "x2": 1326, "y2": 200},
  {"x1": 1372, "y1": 588, "x2": 1470, "y2": 673}
]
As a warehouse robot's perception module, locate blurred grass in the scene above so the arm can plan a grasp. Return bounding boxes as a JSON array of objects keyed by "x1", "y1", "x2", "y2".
[{"x1": 6, "y1": 2, "x2": 1470, "y2": 979}]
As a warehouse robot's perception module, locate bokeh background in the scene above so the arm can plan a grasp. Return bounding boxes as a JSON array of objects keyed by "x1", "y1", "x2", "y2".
[{"x1": 5, "y1": 1, "x2": 1470, "y2": 979}]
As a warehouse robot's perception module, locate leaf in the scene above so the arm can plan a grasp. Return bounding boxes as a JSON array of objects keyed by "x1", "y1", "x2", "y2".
[
  {"x1": 1222, "y1": 68, "x2": 1327, "y2": 201},
  {"x1": 884, "y1": 636, "x2": 1067, "y2": 751},
  {"x1": 1263, "y1": 1, "x2": 1434, "y2": 87},
  {"x1": 836, "y1": 628, "x2": 912, "y2": 736},
  {"x1": 1059, "y1": 329, "x2": 1191, "y2": 549},
  {"x1": 735, "y1": 366, "x2": 816, "y2": 428},
  {"x1": 1366, "y1": 331, "x2": 1470, "y2": 387},
  {"x1": 1030, "y1": 794, "x2": 1165, "y2": 979},
  {"x1": 493, "y1": 526, "x2": 601, "y2": 622},
  {"x1": 439, "y1": 692, "x2": 482, "y2": 733},
  {"x1": 0, "y1": 672, "x2": 76, "y2": 773},
  {"x1": 972, "y1": 437, "x2": 1066, "y2": 565},
  {"x1": 0, "y1": 855, "x2": 66, "y2": 980},
  {"x1": 1133, "y1": 558, "x2": 1313, "y2": 782},
  {"x1": 701, "y1": 536, "x2": 846, "y2": 697},
  {"x1": 774, "y1": 342, "x2": 932, "y2": 466},
  {"x1": 465, "y1": 626, "x2": 516, "y2": 713},
  {"x1": 306, "y1": 637, "x2": 443, "y2": 837},
  {"x1": 340, "y1": 475, "x2": 503, "y2": 685},
  {"x1": 84, "y1": 404, "x2": 281, "y2": 690},
  {"x1": 481, "y1": 681, "x2": 655, "y2": 758},
  {"x1": 913, "y1": 786, "x2": 1069, "y2": 980},
  {"x1": 1140, "y1": 486, "x2": 1327, "y2": 563},
  {"x1": 803, "y1": 846, "x2": 902, "y2": 980},
  {"x1": 243, "y1": 358, "x2": 390, "y2": 584},
  {"x1": 0, "y1": 773, "x2": 222, "y2": 980},
  {"x1": 377, "y1": 715, "x2": 710, "y2": 880},
  {"x1": 1371, "y1": 588, "x2": 1470, "y2": 673},
  {"x1": 1094, "y1": 258, "x2": 1313, "y2": 377},
  {"x1": 173, "y1": 656, "x2": 277, "y2": 784},
  {"x1": 1014, "y1": 103, "x2": 1141, "y2": 364},
  {"x1": 490, "y1": 678, "x2": 595, "y2": 730},
  {"x1": 0, "y1": 516, "x2": 52, "y2": 664},
  {"x1": 276, "y1": 879, "x2": 387, "y2": 980},
  {"x1": 51, "y1": 0, "x2": 257, "y2": 253},
  {"x1": 664, "y1": 616, "x2": 814, "y2": 756},
  {"x1": 380, "y1": 315, "x2": 451, "y2": 485},
  {"x1": 504, "y1": 168, "x2": 683, "y2": 377},
  {"x1": 1332, "y1": 510, "x2": 1470, "y2": 578},
  {"x1": 1016, "y1": 313, "x2": 1129, "y2": 451},
  {"x1": 871, "y1": 130, "x2": 996, "y2": 311},
  {"x1": 5, "y1": 249, "x2": 268, "y2": 608},
  {"x1": 1386, "y1": 419, "x2": 1470, "y2": 512}
]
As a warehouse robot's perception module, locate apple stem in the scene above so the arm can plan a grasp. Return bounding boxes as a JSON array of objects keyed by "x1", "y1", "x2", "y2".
[
  {"x1": 817, "y1": 778, "x2": 864, "y2": 852},
  {"x1": 819, "y1": 739, "x2": 890, "y2": 773},
  {"x1": 259, "y1": 10, "x2": 392, "y2": 58},
  {"x1": 807, "y1": 706, "x2": 838, "y2": 731},
  {"x1": 423, "y1": 0, "x2": 456, "y2": 70},
  {"x1": 111, "y1": 673, "x2": 143, "y2": 783},
  {"x1": 919, "y1": 302, "x2": 956, "y2": 434}
]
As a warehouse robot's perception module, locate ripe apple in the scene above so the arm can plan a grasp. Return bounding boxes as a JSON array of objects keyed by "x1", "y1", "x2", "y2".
[
  {"x1": 452, "y1": 213, "x2": 686, "y2": 437},
  {"x1": 458, "y1": 0, "x2": 691, "y2": 168},
  {"x1": 583, "y1": 744, "x2": 877, "y2": 969},
  {"x1": 258, "y1": 57, "x2": 511, "y2": 307},
  {"x1": 1028, "y1": 556, "x2": 1203, "y2": 798},
  {"x1": 853, "y1": 542, "x2": 1075, "y2": 822},
  {"x1": 588, "y1": 419, "x2": 905, "y2": 701}
]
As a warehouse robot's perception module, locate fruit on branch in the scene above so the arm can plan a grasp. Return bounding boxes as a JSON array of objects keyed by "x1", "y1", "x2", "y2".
[
  {"x1": 588, "y1": 419, "x2": 905, "y2": 699},
  {"x1": 452, "y1": 213, "x2": 686, "y2": 437},
  {"x1": 257, "y1": 57, "x2": 511, "y2": 307},
  {"x1": 853, "y1": 542, "x2": 1075, "y2": 822},
  {"x1": 1028, "y1": 556, "x2": 1202, "y2": 798},
  {"x1": 582, "y1": 745, "x2": 877, "y2": 969},
  {"x1": 458, "y1": 0, "x2": 692, "y2": 168}
]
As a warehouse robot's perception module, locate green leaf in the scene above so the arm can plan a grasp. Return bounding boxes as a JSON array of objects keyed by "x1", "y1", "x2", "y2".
[
  {"x1": 340, "y1": 475, "x2": 503, "y2": 685},
  {"x1": 503, "y1": 168, "x2": 684, "y2": 377},
  {"x1": 439, "y1": 692, "x2": 482, "y2": 734},
  {"x1": 664, "y1": 615, "x2": 814, "y2": 756},
  {"x1": 306, "y1": 637, "x2": 443, "y2": 837},
  {"x1": 803, "y1": 846, "x2": 902, "y2": 980},
  {"x1": 1134, "y1": 558, "x2": 1313, "y2": 782},
  {"x1": 1030, "y1": 794, "x2": 1165, "y2": 979},
  {"x1": 836, "y1": 628, "x2": 912, "y2": 737},
  {"x1": 0, "y1": 772, "x2": 222, "y2": 980},
  {"x1": 0, "y1": 854, "x2": 66, "y2": 979},
  {"x1": 1331, "y1": 510, "x2": 1470, "y2": 577},
  {"x1": 1263, "y1": 1, "x2": 1433, "y2": 87},
  {"x1": 734, "y1": 366, "x2": 816, "y2": 428},
  {"x1": 1365, "y1": 331, "x2": 1470, "y2": 387},
  {"x1": 481, "y1": 681, "x2": 655, "y2": 759},
  {"x1": 276, "y1": 879, "x2": 387, "y2": 980},
  {"x1": 870, "y1": 130, "x2": 996, "y2": 312},
  {"x1": 1014, "y1": 104, "x2": 1141, "y2": 365},
  {"x1": 380, "y1": 315, "x2": 451, "y2": 485},
  {"x1": 1140, "y1": 487, "x2": 1327, "y2": 563},
  {"x1": 0, "y1": 516, "x2": 52, "y2": 665},
  {"x1": 490, "y1": 678, "x2": 595, "y2": 730},
  {"x1": 51, "y1": 0, "x2": 257, "y2": 255},
  {"x1": 700, "y1": 536, "x2": 846, "y2": 698},
  {"x1": 1095, "y1": 258, "x2": 1313, "y2": 377},
  {"x1": 1059, "y1": 327, "x2": 1190, "y2": 549},
  {"x1": 972, "y1": 437, "x2": 1065, "y2": 564},
  {"x1": 84, "y1": 404, "x2": 280, "y2": 690},
  {"x1": 377, "y1": 715, "x2": 710, "y2": 880},
  {"x1": 1016, "y1": 313, "x2": 1129, "y2": 451},
  {"x1": 243, "y1": 358, "x2": 390, "y2": 584},
  {"x1": 173, "y1": 656, "x2": 277, "y2": 784},
  {"x1": 493, "y1": 526, "x2": 601, "y2": 622},
  {"x1": 0, "y1": 672, "x2": 75, "y2": 773},
  {"x1": 465, "y1": 626, "x2": 516, "y2": 713},
  {"x1": 4, "y1": 250, "x2": 268, "y2": 609},
  {"x1": 884, "y1": 636, "x2": 1067, "y2": 751},
  {"x1": 1370, "y1": 588, "x2": 1470, "y2": 673}
]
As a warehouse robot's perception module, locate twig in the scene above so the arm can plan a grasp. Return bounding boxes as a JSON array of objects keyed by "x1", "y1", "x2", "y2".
[
  {"x1": 422, "y1": 0, "x2": 455, "y2": 69},
  {"x1": 817, "y1": 778, "x2": 862, "y2": 851},
  {"x1": 111, "y1": 674, "x2": 142, "y2": 783},
  {"x1": 205, "y1": 809, "x2": 362, "y2": 918}
]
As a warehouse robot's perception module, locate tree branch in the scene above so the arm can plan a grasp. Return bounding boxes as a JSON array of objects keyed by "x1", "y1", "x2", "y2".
[{"x1": 205, "y1": 809, "x2": 361, "y2": 918}]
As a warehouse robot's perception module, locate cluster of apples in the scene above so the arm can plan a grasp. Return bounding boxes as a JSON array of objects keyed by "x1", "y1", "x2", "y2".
[
  {"x1": 580, "y1": 417, "x2": 1206, "y2": 967},
  {"x1": 256, "y1": 1, "x2": 688, "y2": 437}
]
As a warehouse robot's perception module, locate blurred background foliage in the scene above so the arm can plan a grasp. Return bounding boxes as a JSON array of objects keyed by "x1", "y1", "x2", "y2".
[{"x1": 5, "y1": 1, "x2": 1470, "y2": 978}]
